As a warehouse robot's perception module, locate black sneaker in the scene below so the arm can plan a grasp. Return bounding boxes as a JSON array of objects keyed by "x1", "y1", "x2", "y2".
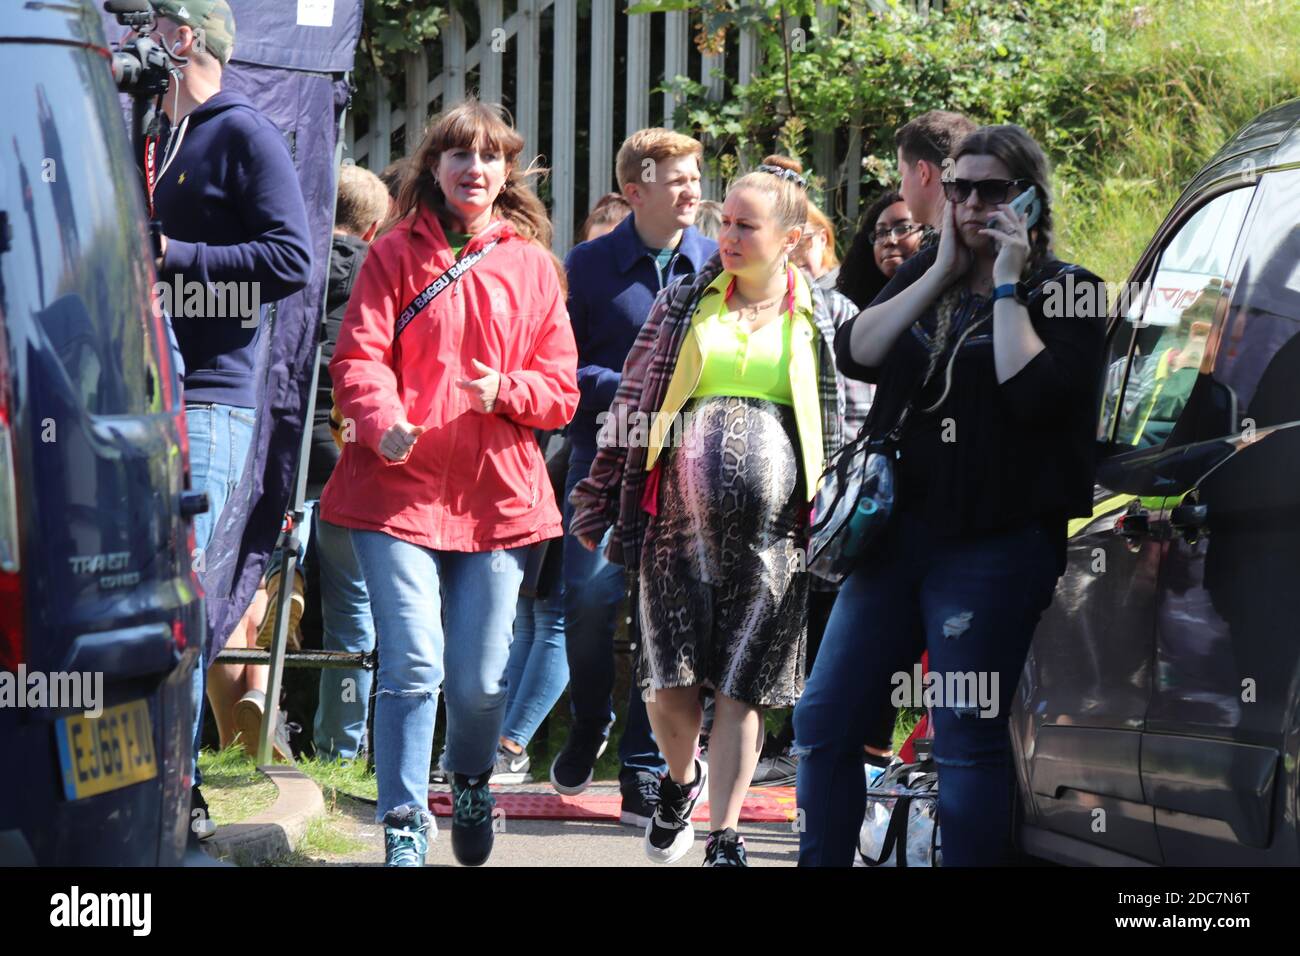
[
  {"x1": 549, "y1": 723, "x2": 609, "y2": 796},
  {"x1": 703, "y1": 827, "x2": 748, "y2": 867},
  {"x1": 751, "y1": 748, "x2": 797, "y2": 787},
  {"x1": 450, "y1": 771, "x2": 496, "y2": 867},
  {"x1": 493, "y1": 745, "x2": 533, "y2": 784},
  {"x1": 619, "y1": 770, "x2": 660, "y2": 828},
  {"x1": 644, "y1": 758, "x2": 708, "y2": 864}
]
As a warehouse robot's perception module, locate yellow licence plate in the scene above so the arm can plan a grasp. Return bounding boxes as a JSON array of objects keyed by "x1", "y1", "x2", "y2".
[{"x1": 56, "y1": 699, "x2": 158, "y2": 800}]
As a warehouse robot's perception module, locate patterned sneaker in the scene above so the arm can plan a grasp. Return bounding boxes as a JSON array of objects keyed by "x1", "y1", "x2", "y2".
[
  {"x1": 703, "y1": 827, "x2": 748, "y2": 867},
  {"x1": 382, "y1": 806, "x2": 432, "y2": 867},
  {"x1": 451, "y1": 771, "x2": 496, "y2": 867},
  {"x1": 619, "y1": 770, "x2": 660, "y2": 828},
  {"x1": 493, "y1": 744, "x2": 533, "y2": 784},
  {"x1": 644, "y1": 758, "x2": 708, "y2": 864}
]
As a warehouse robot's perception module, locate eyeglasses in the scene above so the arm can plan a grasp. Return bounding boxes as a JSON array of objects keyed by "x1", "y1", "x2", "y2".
[
  {"x1": 871, "y1": 222, "x2": 923, "y2": 245},
  {"x1": 941, "y1": 178, "x2": 1033, "y2": 205}
]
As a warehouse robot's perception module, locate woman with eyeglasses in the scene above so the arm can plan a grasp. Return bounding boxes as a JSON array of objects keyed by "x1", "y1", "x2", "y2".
[
  {"x1": 836, "y1": 190, "x2": 926, "y2": 309},
  {"x1": 794, "y1": 125, "x2": 1108, "y2": 866},
  {"x1": 791, "y1": 201, "x2": 842, "y2": 292}
]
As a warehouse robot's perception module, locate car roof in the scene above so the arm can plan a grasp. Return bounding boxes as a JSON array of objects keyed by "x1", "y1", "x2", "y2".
[
  {"x1": 7, "y1": 1, "x2": 107, "y2": 50},
  {"x1": 1185, "y1": 98, "x2": 1300, "y2": 195}
]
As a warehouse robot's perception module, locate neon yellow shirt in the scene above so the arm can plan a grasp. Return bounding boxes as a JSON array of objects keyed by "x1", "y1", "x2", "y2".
[{"x1": 691, "y1": 307, "x2": 794, "y2": 406}]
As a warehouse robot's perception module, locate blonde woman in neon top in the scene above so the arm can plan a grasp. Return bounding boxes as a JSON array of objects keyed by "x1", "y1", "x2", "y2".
[{"x1": 570, "y1": 155, "x2": 863, "y2": 866}]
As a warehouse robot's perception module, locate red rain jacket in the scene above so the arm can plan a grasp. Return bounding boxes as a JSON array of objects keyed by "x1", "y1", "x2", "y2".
[{"x1": 319, "y1": 208, "x2": 579, "y2": 552}]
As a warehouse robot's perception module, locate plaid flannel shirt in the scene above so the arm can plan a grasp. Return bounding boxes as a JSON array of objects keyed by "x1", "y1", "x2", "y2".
[{"x1": 569, "y1": 252, "x2": 864, "y2": 575}]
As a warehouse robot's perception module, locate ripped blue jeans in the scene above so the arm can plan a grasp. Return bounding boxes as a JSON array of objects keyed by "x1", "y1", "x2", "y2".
[
  {"x1": 793, "y1": 510, "x2": 1061, "y2": 866},
  {"x1": 350, "y1": 530, "x2": 526, "y2": 823}
]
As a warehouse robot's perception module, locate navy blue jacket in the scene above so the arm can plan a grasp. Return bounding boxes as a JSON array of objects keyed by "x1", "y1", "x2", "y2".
[
  {"x1": 563, "y1": 213, "x2": 716, "y2": 463},
  {"x1": 153, "y1": 90, "x2": 313, "y2": 408}
]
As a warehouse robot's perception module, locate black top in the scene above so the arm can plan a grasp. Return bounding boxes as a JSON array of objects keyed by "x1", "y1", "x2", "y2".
[
  {"x1": 307, "y1": 232, "x2": 369, "y2": 499},
  {"x1": 834, "y1": 245, "x2": 1108, "y2": 568}
]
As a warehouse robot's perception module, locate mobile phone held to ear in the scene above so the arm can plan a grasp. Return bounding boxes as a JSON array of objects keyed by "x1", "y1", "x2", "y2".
[{"x1": 991, "y1": 185, "x2": 1041, "y2": 231}]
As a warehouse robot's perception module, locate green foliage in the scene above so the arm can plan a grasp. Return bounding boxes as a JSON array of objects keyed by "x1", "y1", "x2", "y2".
[
  {"x1": 353, "y1": 0, "x2": 452, "y2": 121},
  {"x1": 645, "y1": 0, "x2": 1299, "y2": 282}
]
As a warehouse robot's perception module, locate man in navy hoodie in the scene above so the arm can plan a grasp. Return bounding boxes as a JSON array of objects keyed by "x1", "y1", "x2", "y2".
[
  {"x1": 136, "y1": 0, "x2": 312, "y2": 821},
  {"x1": 553, "y1": 129, "x2": 716, "y2": 827}
]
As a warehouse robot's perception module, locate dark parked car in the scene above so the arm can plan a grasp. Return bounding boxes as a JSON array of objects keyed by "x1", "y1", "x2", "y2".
[
  {"x1": 0, "y1": 2, "x2": 205, "y2": 865},
  {"x1": 1013, "y1": 98, "x2": 1300, "y2": 865}
]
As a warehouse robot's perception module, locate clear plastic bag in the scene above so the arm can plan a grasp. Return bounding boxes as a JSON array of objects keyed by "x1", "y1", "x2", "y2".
[{"x1": 857, "y1": 761, "x2": 942, "y2": 867}]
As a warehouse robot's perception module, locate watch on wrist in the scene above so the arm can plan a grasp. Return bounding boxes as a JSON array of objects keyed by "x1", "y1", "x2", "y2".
[{"x1": 992, "y1": 281, "x2": 1029, "y2": 305}]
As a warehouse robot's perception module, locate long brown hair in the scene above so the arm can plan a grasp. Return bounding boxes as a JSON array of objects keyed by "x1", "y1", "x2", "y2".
[
  {"x1": 396, "y1": 98, "x2": 553, "y2": 249},
  {"x1": 924, "y1": 124, "x2": 1056, "y2": 392}
]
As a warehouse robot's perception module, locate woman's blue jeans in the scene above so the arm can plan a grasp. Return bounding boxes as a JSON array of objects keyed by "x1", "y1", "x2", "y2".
[
  {"x1": 350, "y1": 530, "x2": 526, "y2": 822},
  {"x1": 793, "y1": 511, "x2": 1061, "y2": 866},
  {"x1": 313, "y1": 515, "x2": 376, "y2": 761},
  {"x1": 502, "y1": 588, "x2": 569, "y2": 749}
]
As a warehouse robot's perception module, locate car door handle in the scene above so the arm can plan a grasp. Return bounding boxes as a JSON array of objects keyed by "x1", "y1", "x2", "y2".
[{"x1": 180, "y1": 489, "x2": 210, "y2": 518}]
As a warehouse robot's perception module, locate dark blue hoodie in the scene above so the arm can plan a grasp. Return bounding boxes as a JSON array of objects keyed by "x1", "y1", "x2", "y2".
[{"x1": 153, "y1": 90, "x2": 313, "y2": 408}]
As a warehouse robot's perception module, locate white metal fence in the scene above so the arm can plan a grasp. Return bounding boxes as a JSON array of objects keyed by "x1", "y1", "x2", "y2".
[{"x1": 346, "y1": 1, "x2": 901, "y2": 256}]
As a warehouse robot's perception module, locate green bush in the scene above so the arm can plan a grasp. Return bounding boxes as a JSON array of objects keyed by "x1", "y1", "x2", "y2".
[{"x1": 652, "y1": 0, "x2": 1300, "y2": 282}]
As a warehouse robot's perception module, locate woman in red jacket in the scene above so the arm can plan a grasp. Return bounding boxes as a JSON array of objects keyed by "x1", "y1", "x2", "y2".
[{"x1": 319, "y1": 100, "x2": 579, "y2": 867}]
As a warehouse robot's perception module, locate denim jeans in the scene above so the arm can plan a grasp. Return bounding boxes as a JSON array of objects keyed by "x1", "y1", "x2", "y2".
[
  {"x1": 350, "y1": 530, "x2": 526, "y2": 822},
  {"x1": 313, "y1": 514, "x2": 376, "y2": 761},
  {"x1": 501, "y1": 588, "x2": 569, "y2": 748},
  {"x1": 793, "y1": 511, "x2": 1060, "y2": 866},
  {"x1": 562, "y1": 458, "x2": 666, "y2": 780},
  {"x1": 185, "y1": 402, "x2": 256, "y2": 784}
]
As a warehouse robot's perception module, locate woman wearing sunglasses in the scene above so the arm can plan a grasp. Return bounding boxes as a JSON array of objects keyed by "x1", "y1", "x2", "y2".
[{"x1": 794, "y1": 125, "x2": 1108, "y2": 866}]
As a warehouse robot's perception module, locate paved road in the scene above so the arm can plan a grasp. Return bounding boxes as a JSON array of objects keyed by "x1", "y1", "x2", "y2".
[{"x1": 297, "y1": 783, "x2": 801, "y2": 867}]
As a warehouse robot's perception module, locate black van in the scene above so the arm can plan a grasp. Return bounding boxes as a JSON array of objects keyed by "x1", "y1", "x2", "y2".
[
  {"x1": 0, "y1": 2, "x2": 205, "y2": 865},
  {"x1": 1013, "y1": 99, "x2": 1300, "y2": 865}
]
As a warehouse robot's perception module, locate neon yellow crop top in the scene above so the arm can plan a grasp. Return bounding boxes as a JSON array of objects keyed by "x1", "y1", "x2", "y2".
[{"x1": 691, "y1": 307, "x2": 794, "y2": 406}]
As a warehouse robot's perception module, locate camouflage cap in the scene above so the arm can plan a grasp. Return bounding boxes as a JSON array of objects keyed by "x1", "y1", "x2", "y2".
[{"x1": 150, "y1": 0, "x2": 236, "y2": 66}]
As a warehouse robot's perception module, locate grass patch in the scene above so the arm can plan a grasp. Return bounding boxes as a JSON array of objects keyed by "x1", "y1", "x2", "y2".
[
  {"x1": 1055, "y1": 0, "x2": 1300, "y2": 283},
  {"x1": 297, "y1": 811, "x2": 367, "y2": 858},
  {"x1": 296, "y1": 754, "x2": 379, "y2": 803},
  {"x1": 197, "y1": 745, "x2": 278, "y2": 826}
]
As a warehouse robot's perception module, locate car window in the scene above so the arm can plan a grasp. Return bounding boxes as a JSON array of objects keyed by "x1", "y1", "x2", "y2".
[
  {"x1": 1102, "y1": 187, "x2": 1254, "y2": 448},
  {"x1": 0, "y1": 42, "x2": 164, "y2": 417},
  {"x1": 1211, "y1": 167, "x2": 1300, "y2": 434}
]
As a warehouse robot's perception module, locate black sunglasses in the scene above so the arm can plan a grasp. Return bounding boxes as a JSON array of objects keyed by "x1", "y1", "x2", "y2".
[{"x1": 942, "y1": 178, "x2": 1032, "y2": 205}]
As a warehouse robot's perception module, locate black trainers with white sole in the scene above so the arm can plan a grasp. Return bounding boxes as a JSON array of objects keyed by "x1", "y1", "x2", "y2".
[
  {"x1": 619, "y1": 770, "x2": 660, "y2": 828},
  {"x1": 644, "y1": 759, "x2": 708, "y2": 864},
  {"x1": 703, "y1": 827, "x2": 748, "y2": 867},
  {"x1": 549, "y1": 723, "x2": 609, "y2": 796}
]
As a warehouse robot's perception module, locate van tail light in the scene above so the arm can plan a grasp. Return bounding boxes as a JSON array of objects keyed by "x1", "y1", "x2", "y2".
[{"x1": 0, "y1": 318, "x2": 23, "y2": 671}]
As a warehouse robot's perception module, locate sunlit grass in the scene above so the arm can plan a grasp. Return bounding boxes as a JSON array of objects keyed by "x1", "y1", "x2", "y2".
[{"x1": 197, "y1": 744, "x2": 278, "y2": 825}]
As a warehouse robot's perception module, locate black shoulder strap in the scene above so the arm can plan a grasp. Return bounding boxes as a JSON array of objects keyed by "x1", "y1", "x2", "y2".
[{"x1": 392, "y1": 238, "x2": 500, "y2": 342}]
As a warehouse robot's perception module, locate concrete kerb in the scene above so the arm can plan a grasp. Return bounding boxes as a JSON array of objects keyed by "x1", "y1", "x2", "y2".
[{"x1": 201, "y1": 765, "x2": 326, "y2": 865}]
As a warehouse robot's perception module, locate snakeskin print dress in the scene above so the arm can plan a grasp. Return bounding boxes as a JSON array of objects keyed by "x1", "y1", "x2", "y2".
[{"x1": 638, "y1": 394, "x2": 809, "y2": 707}]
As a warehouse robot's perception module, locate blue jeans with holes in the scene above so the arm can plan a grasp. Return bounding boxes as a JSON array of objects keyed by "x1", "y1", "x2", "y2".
[
  {"x1": 313, "y1": 514, "x2": 376, "y2": 761},
  {"x1": 185, "y1": 402, "x2": 256, "y2": 785},
  {"x1": 793, "y1": 511, "x2": 1061, "y2": 866},
  {"x1": 350, "y1": 530, "x2": 526, "y2": 822},
  {"x1": 502, "y1": 587, "x2": 569, "y2": 749},
  {"x1": 562, "y1": 458, "x2": 666, "y2": 781}
]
